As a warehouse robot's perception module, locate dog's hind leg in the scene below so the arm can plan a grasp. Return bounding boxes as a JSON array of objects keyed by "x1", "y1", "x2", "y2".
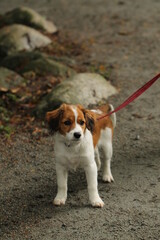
[
  {"x1": 101, "y1": 128, "x2": 114, "y2": 183},
  {"x1": 95, "y1": 147, "x2": 101, "y2": 171}
]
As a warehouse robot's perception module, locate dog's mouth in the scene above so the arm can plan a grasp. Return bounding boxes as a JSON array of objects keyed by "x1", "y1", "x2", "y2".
[
  {"x1": 73, "y1": 138, "x2": 81, "y2": 142},
  {"x1": 65, "y1": 139, "x2": 81, "y2": 147}
]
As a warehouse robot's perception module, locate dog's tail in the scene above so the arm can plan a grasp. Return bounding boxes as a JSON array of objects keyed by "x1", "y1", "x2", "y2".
[
  {"x1": 109, "y1": 104, "x2": 116, "y2": 128},
  {"x1": 97, "y1": 104, "x2": 116, "y2": 128}
]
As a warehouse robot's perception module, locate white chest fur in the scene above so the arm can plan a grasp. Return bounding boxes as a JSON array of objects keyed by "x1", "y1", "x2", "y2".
[{"x1": 54, "y1": 129, "x2": 94, "y2": 170}]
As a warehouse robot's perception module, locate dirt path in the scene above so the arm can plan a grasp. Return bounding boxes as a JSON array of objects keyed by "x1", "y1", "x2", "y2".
[{"x1": 0, "y1": 0, "x2": 160, "y2": 239}]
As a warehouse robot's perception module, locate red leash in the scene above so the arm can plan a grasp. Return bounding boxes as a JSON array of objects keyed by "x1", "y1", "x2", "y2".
[{"x1": 97, "y1": 73, "x2": 160, "y2": 120}]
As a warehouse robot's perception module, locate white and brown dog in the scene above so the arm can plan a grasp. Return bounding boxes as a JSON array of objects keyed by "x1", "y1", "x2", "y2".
[{"x1": 46, "y1": 103, "x2": 116, "y2": 207}]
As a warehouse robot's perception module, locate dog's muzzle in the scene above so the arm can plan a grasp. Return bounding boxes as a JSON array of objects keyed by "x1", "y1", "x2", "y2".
[{"x1": 74, "y1": 132, "x2": 81, "y2": 139}]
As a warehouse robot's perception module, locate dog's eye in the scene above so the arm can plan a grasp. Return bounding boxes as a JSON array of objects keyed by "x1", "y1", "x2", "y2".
[
  {"x1": 79, "y1": 120, "x2": 85, "y2": 126},
  {"x1": 64, "y1": 120, "x2": 71, "y2": 126}
]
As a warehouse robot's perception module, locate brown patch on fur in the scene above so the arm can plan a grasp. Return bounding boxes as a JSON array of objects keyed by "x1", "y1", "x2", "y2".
[
  {"x1": 46, "y1": 103, "x2": 114, "y2": 147},
  {"x1": 97, "y1": 104, "x2": 111, "y2": 113},
  {"x1": 46, "y1": 105, "x2": 64, "y2": 133},
  {"x1": 77, "y1": 105, "x2": 95, "y2": 133},
  {"x1": 94, "y1": 104, "x2": 114, "y2": 147},
  {"x1": 83, "y1": 104, "x2": 114, "y2": 147},
  {"x1": 94, "y1": 114, "x2": 114, "y2": 147},
  {"x1": 46, "y1": 104, "x2": 76, "y2": 134},
  {"x1": 77, "y1": 104, "x2": 114, "y2": 147},
  {"x1": 59, "y1": 105, "x2": 76, "y2": 135},
  {"x1": 46, "y1": 104, "x2": 87, "y2": 135},
  {"x1": 76, "y1": 106, "x2": 86, "y2": 133}
]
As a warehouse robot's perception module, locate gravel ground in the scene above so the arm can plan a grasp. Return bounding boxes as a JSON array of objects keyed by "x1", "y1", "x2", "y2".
[{"x1": 0, "y1": 0, "x2": 160, "y2": 239}]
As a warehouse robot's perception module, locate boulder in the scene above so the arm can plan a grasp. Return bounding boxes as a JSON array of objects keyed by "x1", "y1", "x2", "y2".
[
  {"x1": 1, "y1": 51, "x2": 76, "y2": 77},
  {"x1": 0, "y1": 24, "x2": 51, "y2": 57},
  {"x1": 35, "y1": 73, "x2": 117, "y2": 117},
  {"x1": 0, "y1": 7, "x2": 57, "y2": 33},
  {"x1": 0, "y1": 67, "x2": 25, "y2": 91}
]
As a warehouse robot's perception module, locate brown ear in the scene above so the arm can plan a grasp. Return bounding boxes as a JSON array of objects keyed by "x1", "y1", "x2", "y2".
[
  {"x1": 46, "y1": 104, "x2": 66, "y2": 133},
  {"x1": 77, "y1": 105, "x2": 95, "y2": 133},
  {"x1": 81, "y1": 108, "x2": 96, "y2": 133},
  {"x1": 76, "y1": 104, "x2": 84, "y2": 111}
]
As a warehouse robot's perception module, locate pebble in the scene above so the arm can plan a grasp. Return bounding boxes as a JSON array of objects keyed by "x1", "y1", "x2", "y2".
[
  {"x1": 135, "y1": 135, "x2": 140, "y2": 140},
  {"x1": 130, "y1": 116, "x2": 134, "y2": 120}
]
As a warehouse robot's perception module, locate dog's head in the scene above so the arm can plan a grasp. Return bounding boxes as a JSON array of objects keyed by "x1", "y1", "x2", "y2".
[{"x1": 46, "y1": 104, "x2": 95, "y2": 144}]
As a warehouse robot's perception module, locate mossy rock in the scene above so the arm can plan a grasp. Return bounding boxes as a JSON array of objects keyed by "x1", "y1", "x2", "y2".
[
  {"x1": 1, "y1": 51, "x2": 76, "y2": 77},
  {"x1": 0, "y1": 67, "x2": 25, "y2": 90},
  {"x1": 0, "y1": 24, "x2": 51, "y2": 57},
  {"x1": 35, "y1": 73, "x2": 118, "y2": 117},
  {"x1": 0, "y1": 7, "x2": 57, "y2": 33}
]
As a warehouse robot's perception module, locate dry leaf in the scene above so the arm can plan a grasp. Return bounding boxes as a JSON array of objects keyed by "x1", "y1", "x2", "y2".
[{"x1": 0, "y1": 87, "x2": 8, "y2": 92}]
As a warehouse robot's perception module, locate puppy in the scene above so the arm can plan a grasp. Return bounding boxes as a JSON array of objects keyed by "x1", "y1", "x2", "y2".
[{"x1": 46, "y1": 103, "x2": 116, "y2": 207}]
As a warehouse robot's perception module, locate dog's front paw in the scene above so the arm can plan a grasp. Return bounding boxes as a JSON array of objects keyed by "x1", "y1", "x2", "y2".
[
  {"x1": 102, "y1": 173, "x2": 114, "y2": 183},
  {"x1": 53, "y1": 197, "x2": 66, "y2": 206},
  {"x1": 91, "y1": 197, "x2": 104, "y2": 208}
]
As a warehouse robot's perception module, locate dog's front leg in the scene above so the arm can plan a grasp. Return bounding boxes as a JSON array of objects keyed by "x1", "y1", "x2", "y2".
[
  {"x1": 84, "y1": 161, "x2": 104, "y2": 208},
  {"x1": 53, "y1": 163, "x2": 68, "y2": 206}
]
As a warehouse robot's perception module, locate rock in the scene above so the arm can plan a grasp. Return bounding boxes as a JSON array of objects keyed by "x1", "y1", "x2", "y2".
[
  {"x1": 1, "y1": 51, "x2": 76, "y2": 77},
  {"x1": 0, "y1": 7, "x2": 57, "y2": 33},
  {"x1": 35, "y1": 73, "x2": 117, "y2": 117},
  {"x1": 135, "y1": 135, "x2": 140, "y2": 140},
  {"x1": 0, "y1": 24, "x2": 51, "y2": 57},
  {"x1": 0, "y1": 67, "x2": 25, "y2": 90}
]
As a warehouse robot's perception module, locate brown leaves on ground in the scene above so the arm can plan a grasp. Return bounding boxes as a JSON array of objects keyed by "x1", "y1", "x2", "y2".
[
  {"x1": 0, "y1": 74, "x2": 60, "y2": 137},
  {"x1": 42, "y1": 32, "x2": 90, "y2": 58}
]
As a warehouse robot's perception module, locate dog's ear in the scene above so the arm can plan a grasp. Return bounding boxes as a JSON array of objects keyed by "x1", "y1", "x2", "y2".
[
  {"x1": 76, "y1": 104, "x2": 84, "y2": 111},
  {"x1": 46, "y1": 104, "x2": 66, "y2": 133},
  {"x1": 78, "y1": 106, "x2": 95, "y2": 133},
  {"x1": 84, "y1": 110, "x2": 96, "y2": 133}
]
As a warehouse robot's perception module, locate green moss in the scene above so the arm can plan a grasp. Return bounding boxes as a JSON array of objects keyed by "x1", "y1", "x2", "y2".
[
  {"x1": 0, "y1": 106, "x2": 8, "y2": 114},
  {"x1": 0, "y1": 7, "x2": 50, "y2": 31},
  {"x1": 0, "y1": 106, "x2": 11, "y2": 123},
  {"x1": 6, "y1": 93, "x2": 18, "y2": 102},
  {"x1": 0, "y1": 8, "x2": 32, "y2": 28},
  {"x1": 1, "y1": 51, "x2": 76, "y2": 77},
  {"x1": 0, "y1": 125, "x2": 12, "y2": 135}
]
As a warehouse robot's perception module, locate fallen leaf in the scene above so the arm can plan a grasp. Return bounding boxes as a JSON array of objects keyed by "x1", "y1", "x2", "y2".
[
  {"x1": 132, "y1": 113, "x2": 144, "y2": 118},
  {"x1": 0, "y1": 87, "x2": 8, "y2": 92},
  {"x1": 11, "y1": 88, "x2": 20, "y2": 94}
]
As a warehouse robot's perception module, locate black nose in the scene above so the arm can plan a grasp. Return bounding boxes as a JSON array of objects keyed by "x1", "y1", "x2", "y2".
[{"x1": 74, "y1": 132, "x2": 81, "y2": 139}]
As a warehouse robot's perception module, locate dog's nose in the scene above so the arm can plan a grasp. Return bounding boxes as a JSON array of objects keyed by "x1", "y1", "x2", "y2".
[{"x1": 74, "y1": 132, "x2": 81, "y2": 139}]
